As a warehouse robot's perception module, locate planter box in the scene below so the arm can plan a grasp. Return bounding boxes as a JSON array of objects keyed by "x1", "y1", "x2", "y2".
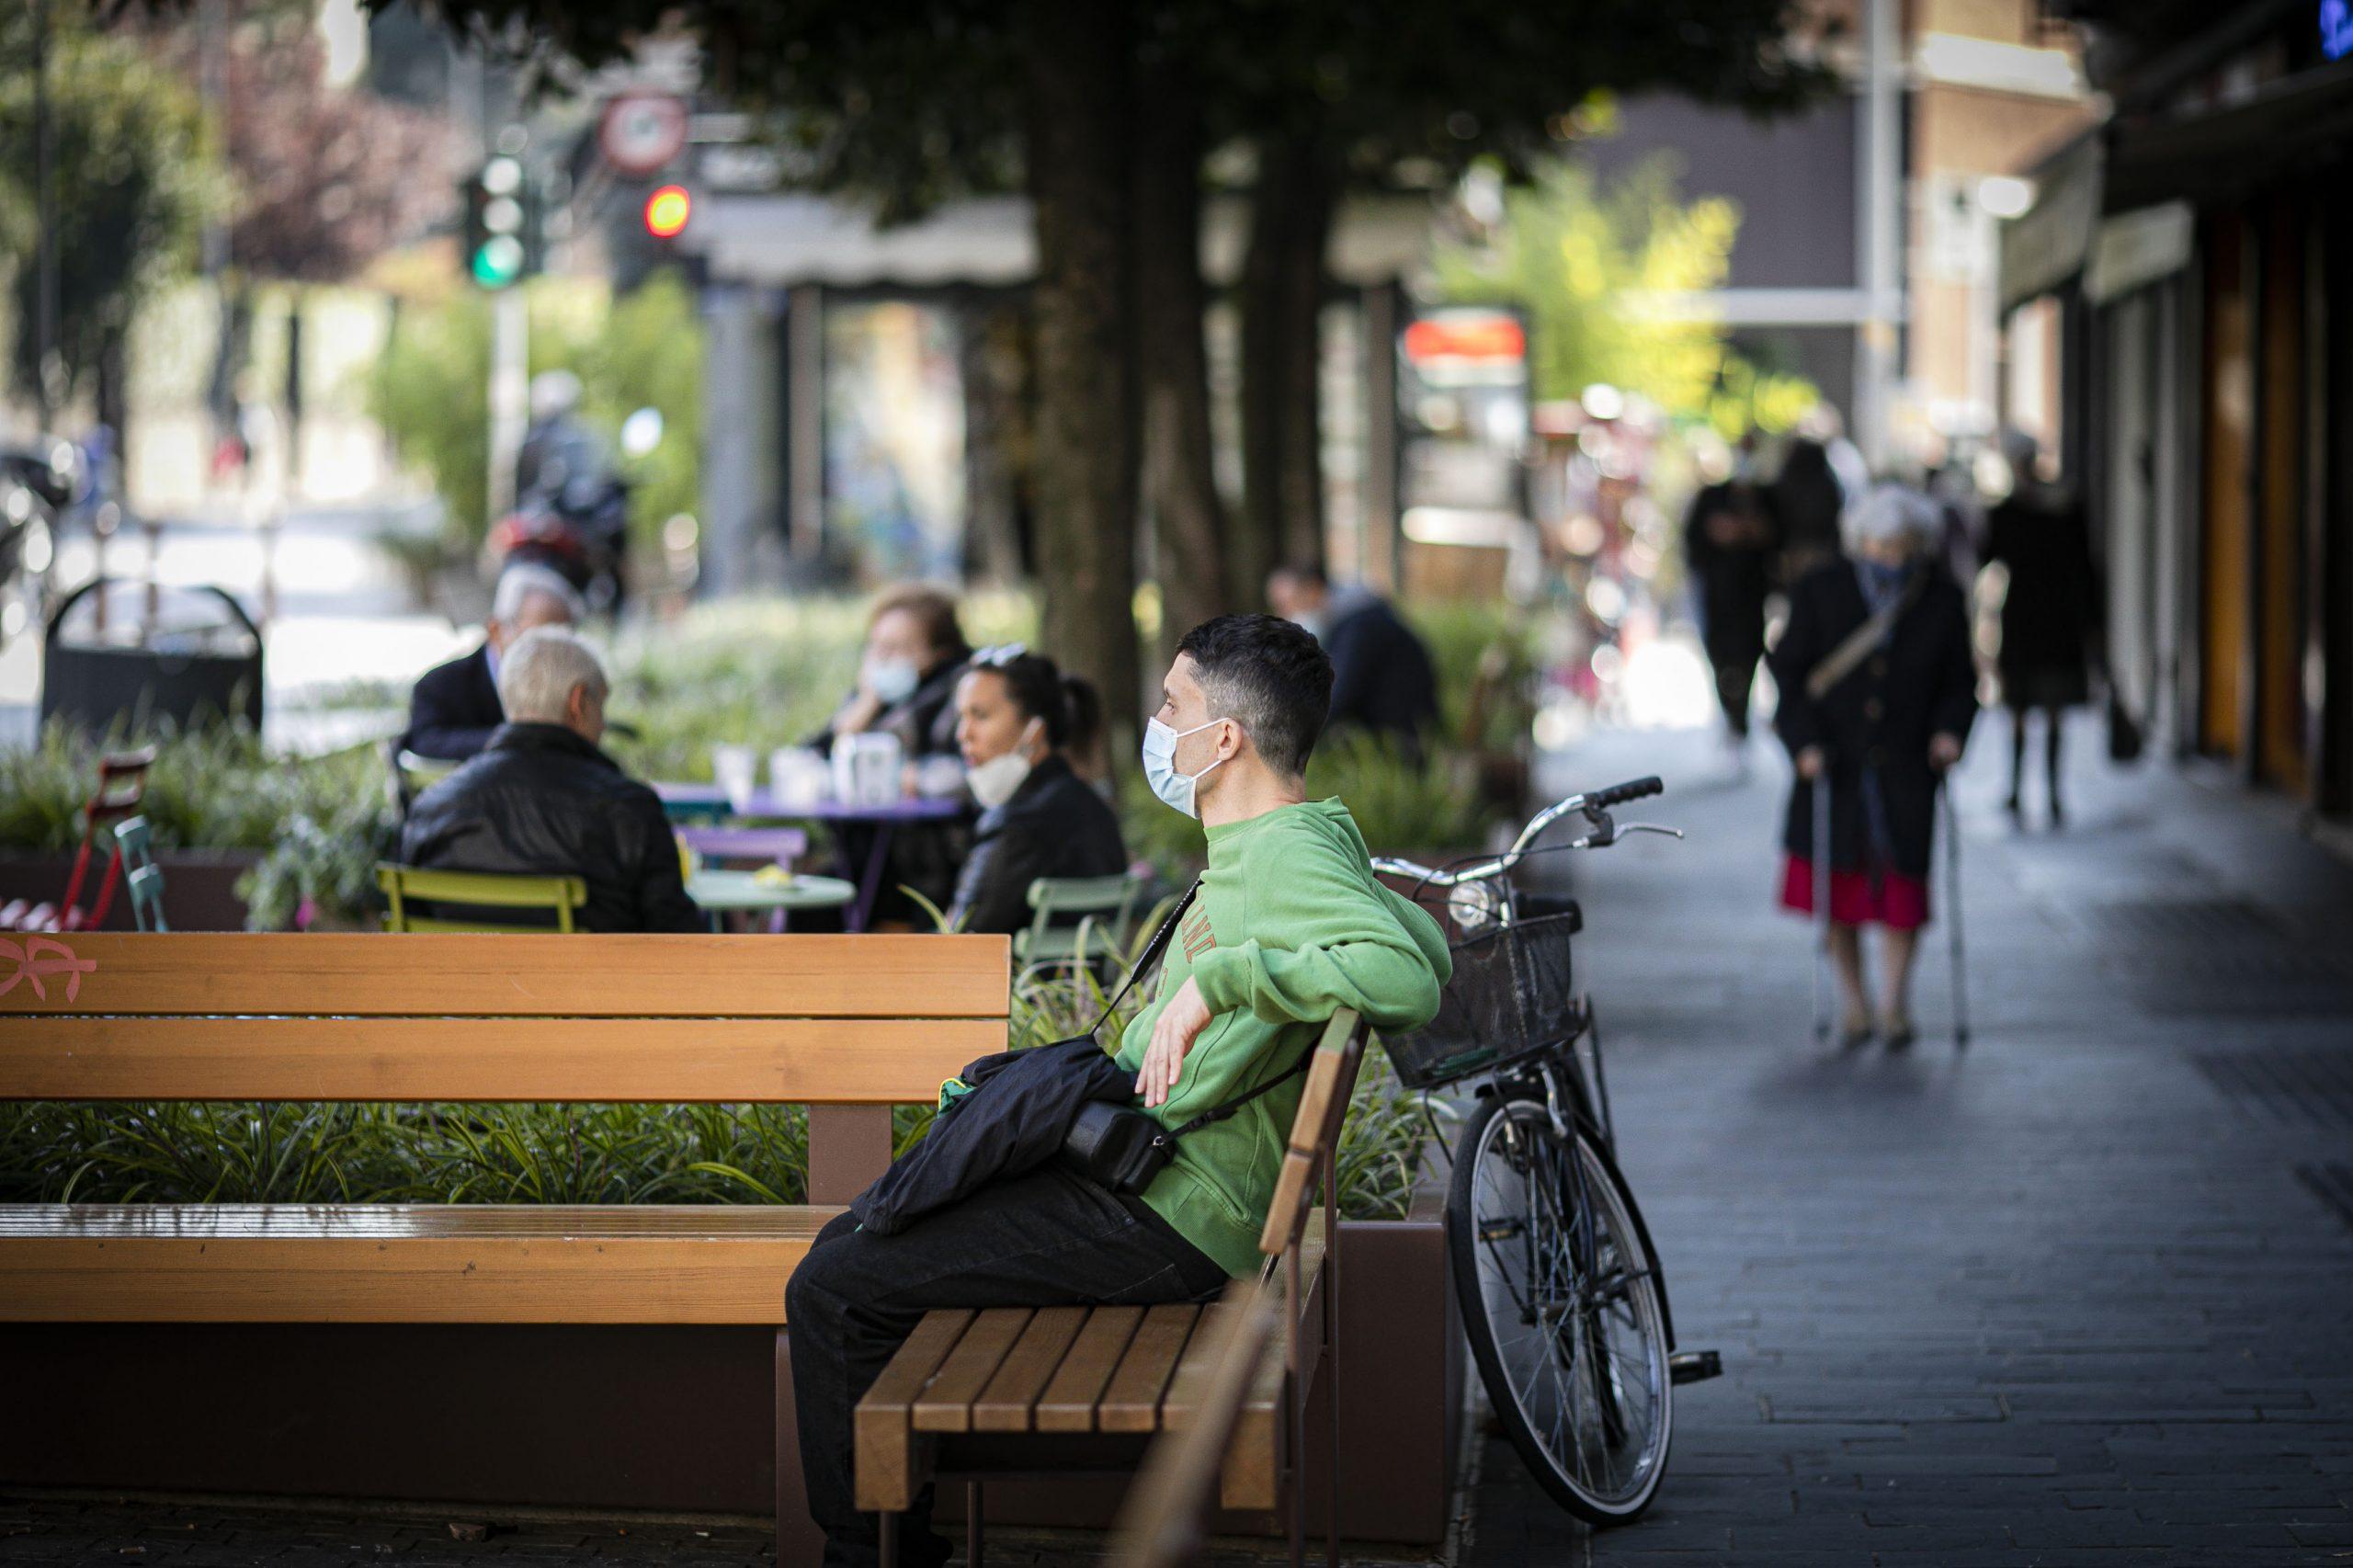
[
  {"x1": 1, "y1": 1213, "x2": 1464, "y2": 1554},
  {"x1": 0, "y1": 849, "x2": 261, "y2": 932}
]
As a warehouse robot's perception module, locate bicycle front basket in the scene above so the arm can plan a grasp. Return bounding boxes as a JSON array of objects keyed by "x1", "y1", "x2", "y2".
[{"x1": 1381, "y1": 913, "x2": 1578, "y2": 1091}]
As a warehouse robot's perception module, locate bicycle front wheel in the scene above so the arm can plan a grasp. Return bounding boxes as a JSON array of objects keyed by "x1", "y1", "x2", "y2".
[{"x1": 1449, "y1": 1094, "x2": 1673, "y2": 1524}]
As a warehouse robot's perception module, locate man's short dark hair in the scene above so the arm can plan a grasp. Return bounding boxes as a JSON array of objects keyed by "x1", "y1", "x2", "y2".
[{"x1": 1176, "y1": 614, "x2": 1333, "y2": 779}]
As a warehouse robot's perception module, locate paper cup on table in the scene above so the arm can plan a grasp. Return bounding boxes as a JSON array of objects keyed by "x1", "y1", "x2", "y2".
[
  {"x1": 770, "y1": 745, "x2": 830, "y2": 809},
  {"x1": 712, "y1": 744, "x2": 758, "y2": 813}
]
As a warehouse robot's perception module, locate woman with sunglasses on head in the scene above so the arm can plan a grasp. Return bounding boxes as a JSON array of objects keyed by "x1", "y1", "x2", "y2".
[{"x1": 947, "y1": 647, "x2": 1128, "y2": 934}]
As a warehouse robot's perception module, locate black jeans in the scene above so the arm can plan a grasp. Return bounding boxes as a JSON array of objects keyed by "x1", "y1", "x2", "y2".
[{"x1": 786, "y1": 1164, "x2": 1229, "y2": 1568}]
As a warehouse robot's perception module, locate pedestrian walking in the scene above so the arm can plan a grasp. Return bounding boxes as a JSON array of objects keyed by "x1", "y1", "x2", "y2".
[
  {"x1": 1983, "y1": 427, "x2": 2098, "y2": 825},
  {"x1": 1683, "y1": 435, "x2": 1779, "y2": 764},
  {"x1": 1767, "y1": 435, "x2": 1846, "y2": 585},
  {"x1": 1770, "y1": 484, "x2": 1977, "y2": 1048}
]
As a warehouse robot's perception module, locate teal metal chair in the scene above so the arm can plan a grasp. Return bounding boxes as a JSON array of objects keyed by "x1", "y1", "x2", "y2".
[
  {"x1": 115, "y1": 815, "x2": 168, "y2": 933},
  {"x1": 388, "y1": 744, "x2": 461, "y2": 813},
  {"x1": 1013, "y1": 866, "x2": 1153, "y2": 981}
]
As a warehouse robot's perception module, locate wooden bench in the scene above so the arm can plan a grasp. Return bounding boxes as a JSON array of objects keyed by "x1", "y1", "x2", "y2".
[
  {"x1": 0, "y1": 929, "x2": 1009, "y2": 1556},
  {"x1": 856, "y1": 1009, "x2": 1366, "y2": 1568}
]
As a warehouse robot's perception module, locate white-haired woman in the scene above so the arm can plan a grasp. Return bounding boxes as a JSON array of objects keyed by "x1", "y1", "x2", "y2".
[{"x1": 1768, "y1": 484, "x2": 1977, "y2": 1046}]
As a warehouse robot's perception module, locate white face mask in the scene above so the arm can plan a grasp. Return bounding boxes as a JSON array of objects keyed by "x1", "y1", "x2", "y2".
[
  {"x1": 866, "y1": 656, "x2": 920, "y2": 705},
  {"x1": 967, "y1": 719, "x2": 1041, "y2": 810},
  {"x1": 1141, "y1": 715, "x2": 1230, "y2": 819}
]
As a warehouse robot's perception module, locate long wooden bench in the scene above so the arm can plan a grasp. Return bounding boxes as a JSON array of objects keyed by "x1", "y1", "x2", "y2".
[
  {"x1": 857, "y1": 1009, "x2": 1366, "y2": 1568},
  {"x1": 0, "y1": 930, "x2": 1009, "y2": 1559}
]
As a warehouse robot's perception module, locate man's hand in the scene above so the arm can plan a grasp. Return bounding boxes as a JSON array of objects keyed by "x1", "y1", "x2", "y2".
[
  {"x1": 1928, "y1": 732, "x2": 1963, "y2": 771},
  {"x1": 1136, "y1": 975, "x2": 1213, "y2": 1108}
]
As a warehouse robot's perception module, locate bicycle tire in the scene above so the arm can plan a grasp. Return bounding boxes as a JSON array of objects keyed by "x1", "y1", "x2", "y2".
[{"x1": 1448, "y1": 1093, "x2": 1673, "y2": 1524}]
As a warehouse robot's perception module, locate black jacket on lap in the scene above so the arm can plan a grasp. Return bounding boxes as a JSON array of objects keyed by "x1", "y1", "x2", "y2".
[
  {"x1": 947, "y1": 754, "x2": 1128, "y2": 935},
  {"x1": 403, "y1": 643, "x2": 504, "y2": 761},
  {"x1": 1769, "y1": 561, "x2": 1976, "y2": 879},
  {"x1": 399, "y1": 722, "x2": 703, "y2": 933}
]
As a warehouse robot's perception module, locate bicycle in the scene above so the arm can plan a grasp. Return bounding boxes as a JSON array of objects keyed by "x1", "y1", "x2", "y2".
[{"x1": 1371, "y1": 774, "x2": 1722, "y2": 1526}]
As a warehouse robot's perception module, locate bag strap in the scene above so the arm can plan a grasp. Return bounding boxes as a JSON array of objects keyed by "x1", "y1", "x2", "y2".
[
  {"x1": 1165, "y1": 1051, "x2": 1313, "y2": 1142},
  {"x1": 1077, "y1": 880, "x2": 1200, "y2": 1040},
  {"x1": 1804, "y1": 565, "x2": 1929, "y2": 703}
]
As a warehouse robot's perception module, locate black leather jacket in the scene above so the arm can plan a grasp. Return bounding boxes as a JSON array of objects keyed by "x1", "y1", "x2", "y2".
[
  {"x1": 947, "y1": 754, "x2": 1128, "y2": 934},
  {"x1": 399, "y1": 722, "x2": 703, "y2": 933}
]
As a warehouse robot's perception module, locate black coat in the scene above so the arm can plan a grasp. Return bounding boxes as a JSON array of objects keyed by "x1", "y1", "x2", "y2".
[
  {"x1": 400, "y1": 722, "x2": 703, "y2": 933},
  {"x1": 1682, "y1": 481, "x2": 1778, "y2": 663},
  {"x1": 403, "y1": 643, "x2": 502, "y2": 761},
  {"x1": 1324, "y1": 593, "x2": 1439, "y2": 745},
  {"x1": 1984, "y1": 490, "x2": 2098, "y2": 707},
  {"x1": 947, "y1": 754, "x2": 1129, "y2": 935},
  {"x1": 1770, "y1": 562, "x2": 1976, "y2": 879}
]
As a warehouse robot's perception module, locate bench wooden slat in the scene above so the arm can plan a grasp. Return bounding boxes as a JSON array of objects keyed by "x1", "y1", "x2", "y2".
[
  {"x1": 972, "y1": 1304, "x2": 1090, "y2": 1432},
  {"x1": 1033, "y1": 1303, "x2": 1145, "y2": 1433},
  {"x1": 0, "y1": 933, "x2": 1010, "y2": 1019},
  {"x1": 0, "y1": 1201, "x2": 835, "y2": 1324},
  {"x1": 0, "y1": 1018, "x2": 999, "y2": 1104},
  {"x1": 1154, "y1": 1301, "x2": 1233, "y2": 1432},
  {"x1": 912, "y1": 1307, "x2": 1033, "y2": 1433},
  {"x1": 1108, "y1": 1278, "x2": 1279, "y2": 1568},
  {"x1": 1097, "y1": 1302, "x2": 1201, "y2": 1433},
  {"x1": 855, "y1": 1308, "x2": 975, "y2": 1513}
]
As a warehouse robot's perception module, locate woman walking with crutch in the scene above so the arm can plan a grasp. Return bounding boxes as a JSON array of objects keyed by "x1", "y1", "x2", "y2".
[{"x1": 1770, "y1": 485, "x2": 1977, "y2": 1048}]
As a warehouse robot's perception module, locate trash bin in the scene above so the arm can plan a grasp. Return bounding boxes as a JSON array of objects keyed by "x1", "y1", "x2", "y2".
[{"x1": 40, "y1": 579, "x2": 264, "y2": 736}]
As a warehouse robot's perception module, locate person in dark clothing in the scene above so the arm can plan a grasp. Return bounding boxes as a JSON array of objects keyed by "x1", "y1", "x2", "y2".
[
  {"x1": 1265, "y1": 563, "x2": 1439, "y2": 752},
  {"x1": 401, "y1": 562, "x2": 584, "y2": 761},
  {"x1": 945, "y1": 650, "x2": 1127, "y2": 934},
  {"x1": 1770, "y1": 485, "x2": 1977, "y2": 1048},
  {"x1": 809, "y1": 585, "x2": 973, "y2": 925},
  {"x1": 1983, "y1": 429, "x2": 2099, "y2": 825},
  {"x1": 1768, "y1": 436, "x2": 1847, "y2": 585},
  {"x1": 400, "y1": 628, "x2": 701, "y2": 934},
  {"x1": 1682, "y1": 440, "x2": 1779, "y2": 750}
]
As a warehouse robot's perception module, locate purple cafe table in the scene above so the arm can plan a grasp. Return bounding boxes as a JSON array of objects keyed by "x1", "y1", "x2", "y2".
[{"x1": 654, "y1": 785, "x2": 970, "y2": 931}]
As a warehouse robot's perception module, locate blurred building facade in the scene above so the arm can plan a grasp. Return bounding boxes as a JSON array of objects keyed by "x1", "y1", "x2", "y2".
[
  {"x1": 2005, "y1": 0, "x2": 2353, "y2": 825},
  {"x1": 1582, "y1": 0, "x2": 2092, "y2": 461}
]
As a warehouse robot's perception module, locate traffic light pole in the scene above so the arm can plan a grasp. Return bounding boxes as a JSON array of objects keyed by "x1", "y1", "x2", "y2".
[{"x1": 487, "y1": 289, "x2": 529, "y2": 526}]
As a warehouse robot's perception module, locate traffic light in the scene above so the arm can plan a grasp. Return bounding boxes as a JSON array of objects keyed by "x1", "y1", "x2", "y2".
[
  {"x1": 643, "y1": 184, "x2": 691, "y2": 240},
  {"x1": 462, "y1": 155, "x2": 541, "y2": 290}
]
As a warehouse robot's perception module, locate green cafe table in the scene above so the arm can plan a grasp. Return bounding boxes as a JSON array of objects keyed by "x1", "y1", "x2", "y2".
[{"x1": 684, "y1": 868, "x2": 857, "y2": 933}]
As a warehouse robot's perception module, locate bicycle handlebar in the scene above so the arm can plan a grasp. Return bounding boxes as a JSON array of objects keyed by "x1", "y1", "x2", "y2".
[{"x1": 1370, "y1": 774, "x2": 1675, "y2": 891}]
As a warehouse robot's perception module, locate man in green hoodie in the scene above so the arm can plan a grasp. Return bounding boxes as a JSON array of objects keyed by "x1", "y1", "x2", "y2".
[{"x1": 786, "y1": 613, "x2": 1449, "y2": 1568}]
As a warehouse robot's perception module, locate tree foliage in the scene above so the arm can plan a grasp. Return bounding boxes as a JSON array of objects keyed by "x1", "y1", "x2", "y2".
[{"x1": 0, "y1": 13, "x2": 217, "y2": 407}]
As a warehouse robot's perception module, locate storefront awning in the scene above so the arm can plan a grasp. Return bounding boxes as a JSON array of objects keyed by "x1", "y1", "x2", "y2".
[
  {"x1": 2084, "y1": 202, "x2": 2194, "y2": 305},
  {"x1": 1997, "y1": 131, "x2": 2103, "y2": 312},
  {"x1": 693, "y1": 191, "x2": 1435, "y2": 290}
]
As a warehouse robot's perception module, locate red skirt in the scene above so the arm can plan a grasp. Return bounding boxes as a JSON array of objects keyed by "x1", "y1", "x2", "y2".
[{"x1": 1779, "y1": 855, "x2": 1930, "y2": 930}]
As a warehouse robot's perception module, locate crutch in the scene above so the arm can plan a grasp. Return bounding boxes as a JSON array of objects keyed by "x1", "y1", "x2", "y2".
[
  {"x1": 1811, "y1": 764, "x2": 1833, "y2": 1042},
  {"x1": 1939, "y1": 776, "x2": 1970, "y2": 1047}
]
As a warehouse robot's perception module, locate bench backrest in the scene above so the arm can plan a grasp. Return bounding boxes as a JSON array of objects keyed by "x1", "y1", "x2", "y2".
[
  {"x1": 1256, "y1": 1008, "x2": 1366, "y2": 1261},
  {"x1": 0, "y1": 931, "x2": 1009, "y2": 1102}
]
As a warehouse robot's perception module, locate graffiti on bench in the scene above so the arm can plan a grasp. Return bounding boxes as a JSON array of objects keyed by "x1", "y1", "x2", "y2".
[{"x1": 0, "y1": 937, "x2": 98, "y2": 1003}]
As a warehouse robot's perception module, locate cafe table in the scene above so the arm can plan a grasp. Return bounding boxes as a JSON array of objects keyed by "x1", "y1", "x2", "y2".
[
  {"x1": 654, "y1": 786, "x2": 971, "y2": 932},
  {"x1": 684, "y1": 868, "x2": 857, "y2": 934}
]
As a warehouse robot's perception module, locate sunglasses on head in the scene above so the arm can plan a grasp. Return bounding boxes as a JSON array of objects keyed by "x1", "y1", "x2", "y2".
[{"x1": 969, "y1": 643, "x2": 1030, "y2": 667}]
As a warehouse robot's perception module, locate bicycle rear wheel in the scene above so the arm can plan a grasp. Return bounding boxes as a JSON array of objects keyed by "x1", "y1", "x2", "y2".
[{"x1": 1449, "y1": 1093, "x2": 1672, "y2": 1523}]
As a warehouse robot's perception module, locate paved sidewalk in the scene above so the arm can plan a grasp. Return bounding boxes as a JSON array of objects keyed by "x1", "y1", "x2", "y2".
[{"x1": 1468, "y1": 720, "x2": 2353, "y2": 1566}]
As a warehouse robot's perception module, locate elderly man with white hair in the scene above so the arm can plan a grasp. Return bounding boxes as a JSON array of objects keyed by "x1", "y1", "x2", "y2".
[
  {"x1": 401, "y1": 562, "x2": 586, "y2": 761},
  {"x1": 400, "y1": 627, "x2": 701, "y2": 933},
  {"x1": 1768, "y1": 482, "x2": 1977, "y2": 1048}
]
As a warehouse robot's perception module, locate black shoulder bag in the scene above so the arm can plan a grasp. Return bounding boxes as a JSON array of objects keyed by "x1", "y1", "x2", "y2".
[{"x1": 1057, "y1": 882, "x2": 1312, "y2": 1194}]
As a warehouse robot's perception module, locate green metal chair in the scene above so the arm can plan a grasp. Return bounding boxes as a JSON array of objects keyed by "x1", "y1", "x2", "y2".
[
  {"x1": 1013, "y1": 866, "x2": 1152, "y2": 977},
  {"x1": 115, "y1": 815, "x2": 168, "y2": 933},
  {"x1": 388, "y1": 745, "x2": 462, "y2": 813},
  {"x1": 376, "y1": 863, "x2": 589, "y2": 934}
]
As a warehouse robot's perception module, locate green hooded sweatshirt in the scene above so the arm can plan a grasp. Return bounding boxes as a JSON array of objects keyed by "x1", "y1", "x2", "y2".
[{"x1": 1111, "y1": 798, "x2": 1451, "y2": 1278}]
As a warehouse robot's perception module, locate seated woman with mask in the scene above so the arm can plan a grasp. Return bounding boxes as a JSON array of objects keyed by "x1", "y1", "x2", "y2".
[{"x1": 947, "y1": 647, "x2": 1129, "y2": 934}]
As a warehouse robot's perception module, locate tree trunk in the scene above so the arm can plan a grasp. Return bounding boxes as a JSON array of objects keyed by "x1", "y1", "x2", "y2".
[
  {"x1": 95, "y1": 317, "x2": 130, "y2": 492},
  {"x1": 1023, "y1": 0, "x2": 1141, "y2": 755},
  {"x1": 955, "y1": 292, "x2": 1029, "y2": 586},
  {"x1": 1236, "y1": 138, "x2": 1335, "y2": 607},
  {"x1": 1132, "y1": 62, "x2": 1226, "y2": 655}
]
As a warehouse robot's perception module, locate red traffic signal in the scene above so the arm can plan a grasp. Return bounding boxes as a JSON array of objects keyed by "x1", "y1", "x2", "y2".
[{"x1": 643, "y1": 185, "x2": 692, "y2": 239}]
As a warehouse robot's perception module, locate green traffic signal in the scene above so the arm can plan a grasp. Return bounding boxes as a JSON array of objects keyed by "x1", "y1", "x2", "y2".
[
  {"x1": 461, "y1": 153, "x2": 540, "y2": 290},
  {"x1": 472, "y1": 235, "x2": 526, "y2": 289}
]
